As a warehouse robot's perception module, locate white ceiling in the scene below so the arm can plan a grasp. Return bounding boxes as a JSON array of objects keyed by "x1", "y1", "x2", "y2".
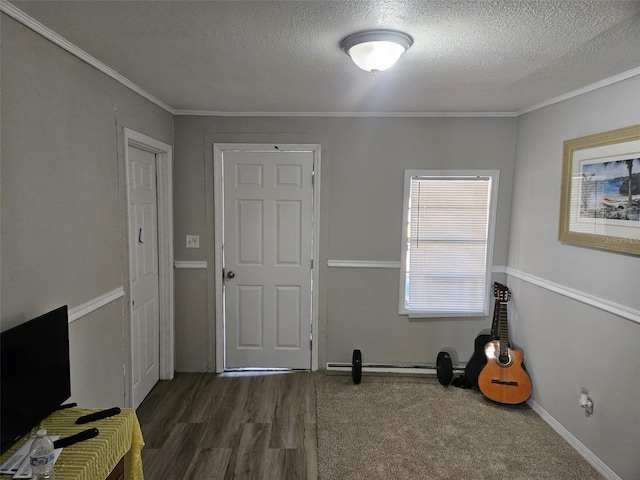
[{"x1": 8, "y1": 0, "x2": 640, "y2": 115}]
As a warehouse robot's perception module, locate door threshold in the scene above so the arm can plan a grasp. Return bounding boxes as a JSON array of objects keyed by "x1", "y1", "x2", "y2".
[{"x1": 221, "y1": 368, "x2": 308, "y2": 377}]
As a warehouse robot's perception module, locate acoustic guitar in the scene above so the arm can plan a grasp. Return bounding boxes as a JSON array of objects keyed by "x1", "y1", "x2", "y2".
[
  {"x1": 477, "y1": 286, "x2": 532, "y2": 404},
  {"x1": 464, "y1": 282, "x2": 505, "y2": 389}
]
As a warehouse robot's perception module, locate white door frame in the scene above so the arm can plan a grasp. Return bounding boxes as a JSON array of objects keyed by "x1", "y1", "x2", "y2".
[
  {"x1": 213, "y1": 143, "x2": 321, "y2": 373},
  {"x1": 124, "y1": 128, "x2": 174, "y2": 404}
]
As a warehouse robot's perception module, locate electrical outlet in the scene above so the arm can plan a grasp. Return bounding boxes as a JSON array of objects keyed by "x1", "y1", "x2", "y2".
[
  {"x1": 579, "y1": 388, "x2": 594, "y2": 416},
  {"x1": 186, "y1": 235, "x2": 200, "y2": 248}
]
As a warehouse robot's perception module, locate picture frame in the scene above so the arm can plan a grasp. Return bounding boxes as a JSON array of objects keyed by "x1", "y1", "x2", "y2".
[{"x1": 558, "y1": 124, "x2": 640, "y2": 256}]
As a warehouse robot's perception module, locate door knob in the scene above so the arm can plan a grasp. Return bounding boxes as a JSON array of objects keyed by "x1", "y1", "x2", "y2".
[{"x1": 226, "y1": 271, "x2": 235, "y2": 279}]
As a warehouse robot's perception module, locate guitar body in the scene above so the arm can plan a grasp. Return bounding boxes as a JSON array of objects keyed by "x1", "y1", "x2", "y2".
[
  {"x1": 465, "y1": 282, "x2": 507, "y2": 389},
  {"x1": 478, "y1": 340, "x2": 532, "y2": 404},
  {"x1": 464, "y1": 334, "x2": 490, "y2": 389}
]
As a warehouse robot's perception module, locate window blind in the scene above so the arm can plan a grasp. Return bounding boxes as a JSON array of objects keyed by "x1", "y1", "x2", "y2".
[{"x1": 404, "y1": 175, "x2": 491, "y2": 315}]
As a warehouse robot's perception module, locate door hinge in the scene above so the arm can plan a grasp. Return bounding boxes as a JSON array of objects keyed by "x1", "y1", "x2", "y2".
[
  {"x1": 311, "y1": 172, "x2": 315, "y2": 186},
  {"x1": 311, "y1": 259, "x2": 313, "y2": 269}
]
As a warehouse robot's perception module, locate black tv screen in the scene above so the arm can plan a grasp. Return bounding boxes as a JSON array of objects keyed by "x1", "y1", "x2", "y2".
[{"x1": 1, "y1": 306, "x2": 71, "y2": 453}]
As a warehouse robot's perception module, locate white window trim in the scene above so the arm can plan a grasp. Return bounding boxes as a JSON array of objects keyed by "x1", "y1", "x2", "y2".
[{"x1": 398, "y1": 169, "x2": 500, "y2": 317}]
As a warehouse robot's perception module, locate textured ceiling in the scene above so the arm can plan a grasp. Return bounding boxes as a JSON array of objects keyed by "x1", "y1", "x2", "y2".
[{"x1": 8, "y1": 0, "x2": 640, "y2": 114}]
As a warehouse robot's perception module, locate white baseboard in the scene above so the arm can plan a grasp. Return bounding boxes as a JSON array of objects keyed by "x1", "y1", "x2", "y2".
[
  {"x1": 327, "y1": 365, "x2": 437, "y2": 375},
  {"x1": 326, "y1": 363, "x2": 465, "y2": 375},
  {"x1": 527, "y1": 398, "x2": 621, "y2": 480}
]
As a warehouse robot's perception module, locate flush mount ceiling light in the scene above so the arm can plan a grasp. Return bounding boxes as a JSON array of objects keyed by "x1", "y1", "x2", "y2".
[{"x1": 341, "y1": 29, "x2": 413, "y2": 73}]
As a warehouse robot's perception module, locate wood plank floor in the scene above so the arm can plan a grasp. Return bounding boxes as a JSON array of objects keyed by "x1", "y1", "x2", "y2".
[{"x1": 136, "y1": 372, "x2": 318, "y2": 480}]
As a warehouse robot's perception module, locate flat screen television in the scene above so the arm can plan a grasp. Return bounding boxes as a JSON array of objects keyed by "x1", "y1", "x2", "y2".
[{"x1": 1, "y1": 305, "x2": 71, "y2": 453}]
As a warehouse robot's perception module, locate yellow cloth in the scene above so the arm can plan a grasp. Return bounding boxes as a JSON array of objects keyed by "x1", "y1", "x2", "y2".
[{"x1": 1, "y1": 408, "x2": 144, "y2": 480}]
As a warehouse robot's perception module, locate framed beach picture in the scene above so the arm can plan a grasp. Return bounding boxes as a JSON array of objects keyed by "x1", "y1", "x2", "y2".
[{"x1": 558, "y1": 124, "x2": 640, "y2": 256}]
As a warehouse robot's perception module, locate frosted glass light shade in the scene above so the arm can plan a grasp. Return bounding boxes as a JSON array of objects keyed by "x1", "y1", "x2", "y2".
[
  {"x1": 341, "y1": 30, "x2": 413, "y2": 73},
  {"x1": 348, "y1": 41, "x2": 406, "y2": 72}
]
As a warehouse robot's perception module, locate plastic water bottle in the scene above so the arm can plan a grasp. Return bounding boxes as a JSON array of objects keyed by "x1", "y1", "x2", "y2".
[{"x1": 29, "y1": 429, "x2": 55, "y2": 480}]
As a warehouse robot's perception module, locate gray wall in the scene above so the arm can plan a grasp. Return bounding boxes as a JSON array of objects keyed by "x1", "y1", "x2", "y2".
[
  {"x1": 1, "y1": 15, "x2": 173, "y2": 407},
  {"x1": 509, "y1": 77, "x2": 640, "y2": 479},
  {"x1": 172, "y1": 116, "x2": 517, "y2": 372},
  {"x1": 5, "y1": 8, "x2": 638, "y2": 477}
]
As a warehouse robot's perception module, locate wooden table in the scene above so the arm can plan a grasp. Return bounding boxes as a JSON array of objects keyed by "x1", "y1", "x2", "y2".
[{"x1": 0, "y1": 408, "x2": 144, "y2": 480}]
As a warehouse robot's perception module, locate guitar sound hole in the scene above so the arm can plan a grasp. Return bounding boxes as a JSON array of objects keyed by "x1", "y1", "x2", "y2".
[{"x1": 498, "y1": 354, "x2": 511, "y2": 366}]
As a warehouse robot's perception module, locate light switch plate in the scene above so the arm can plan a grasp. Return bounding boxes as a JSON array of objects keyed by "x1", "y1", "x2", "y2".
[{"x1": 186, "y1": 235, "x2": 200, "y2": 248}]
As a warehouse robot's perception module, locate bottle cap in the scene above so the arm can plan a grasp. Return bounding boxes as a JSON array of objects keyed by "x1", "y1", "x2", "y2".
[{"x1": 36, "y1": 429, "x2": 47, "y2": 437}]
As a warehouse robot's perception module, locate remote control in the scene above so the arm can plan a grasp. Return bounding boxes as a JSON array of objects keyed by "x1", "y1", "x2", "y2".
[
  {"x1": 53, "y1": 428, "x2": 99, "y2": 449},
  {"x1": 75, "y1": 407, "x2": 121, "y2": 424}
]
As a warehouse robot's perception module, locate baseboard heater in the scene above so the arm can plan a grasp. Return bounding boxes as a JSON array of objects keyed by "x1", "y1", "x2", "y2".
[{"x1": 326, "y1": 362, "x2": 466, "y2": 375}]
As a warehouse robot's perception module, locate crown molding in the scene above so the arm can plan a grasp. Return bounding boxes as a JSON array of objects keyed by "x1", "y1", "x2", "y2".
[
  {"x1": 3, "y1": 0, "x2": 638, "y2": 119},
  {"x1": 1, "y1": 0, "x2": 175, "y2": 115},
  {"x1": 517, "y1": 66, "x2": 640, "y2": 116},
  {"x1": 172, "y1": 110, "x2": 518, "y2": 118}
]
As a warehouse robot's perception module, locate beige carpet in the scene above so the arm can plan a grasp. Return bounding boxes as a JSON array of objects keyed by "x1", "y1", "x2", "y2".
[{"x1": 316, "y1": 373, "x2": 603, "y2": 480}]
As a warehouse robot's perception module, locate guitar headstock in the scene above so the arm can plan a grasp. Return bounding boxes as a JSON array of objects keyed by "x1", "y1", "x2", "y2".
[{"x1": 493, "y1": 282, "x2": 511, "y2": 302}]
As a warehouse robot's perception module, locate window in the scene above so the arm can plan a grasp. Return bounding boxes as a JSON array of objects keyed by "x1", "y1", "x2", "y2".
[{"x1": 399, "y1": 170, "x2": 499, "y2": 317}]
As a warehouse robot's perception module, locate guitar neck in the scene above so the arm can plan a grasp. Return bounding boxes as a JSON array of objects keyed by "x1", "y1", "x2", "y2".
[
  {"x1": 491, "y1": 282, "x2": 508, "y2": 341},
  {"x1": 490, "y1": 297, "x2": 500, "y2": 340},
  {"x1": 498, "y1": 300, "x2": 510, "y2": 362}
]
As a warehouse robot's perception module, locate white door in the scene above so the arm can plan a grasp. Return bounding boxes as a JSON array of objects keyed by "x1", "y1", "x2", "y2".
[
  {"x1": 128, "y1": 145, "x2": 160, "y2": 407},
  {"x1": 223, "y1": 149, "x2": 314, "y2": 369}
]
